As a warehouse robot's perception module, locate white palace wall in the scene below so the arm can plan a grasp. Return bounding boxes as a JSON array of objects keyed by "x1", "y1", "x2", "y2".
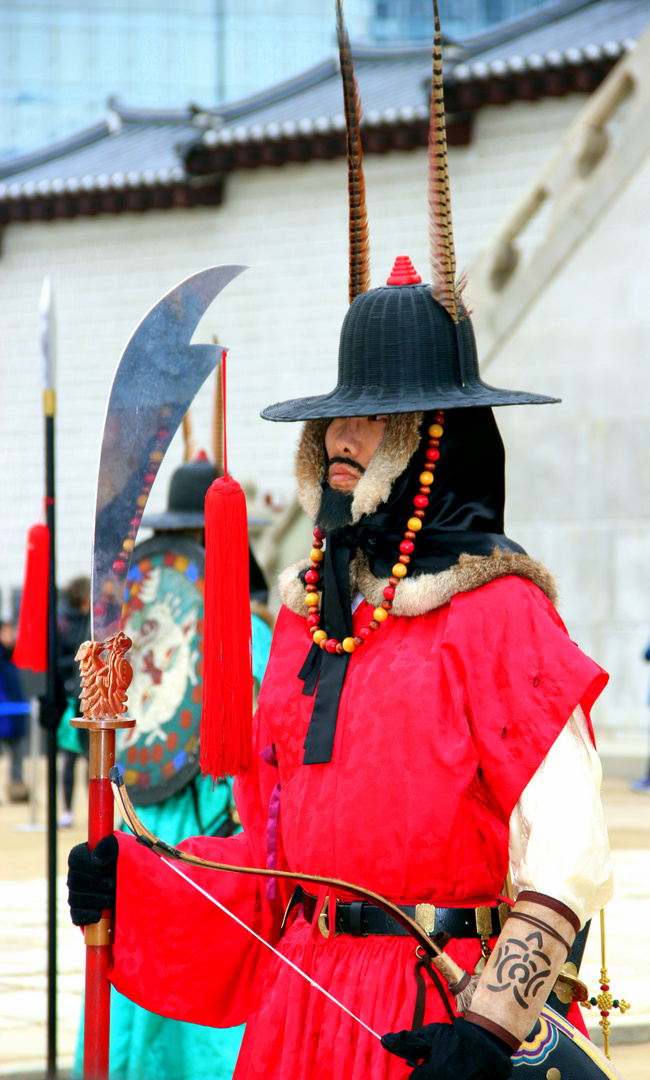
[{"x1": 1, "y1": 92, "x2": 649, "y2": 745}]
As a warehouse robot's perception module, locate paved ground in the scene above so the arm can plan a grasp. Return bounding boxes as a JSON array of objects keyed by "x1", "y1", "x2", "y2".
[{"x1": 0, "y1": 753, "x2": 649, "y2": 1079}]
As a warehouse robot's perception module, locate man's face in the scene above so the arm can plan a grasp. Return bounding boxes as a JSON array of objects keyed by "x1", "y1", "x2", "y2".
[{"x1": 324, "y1": 415, "x2": 388, "y2": 492}]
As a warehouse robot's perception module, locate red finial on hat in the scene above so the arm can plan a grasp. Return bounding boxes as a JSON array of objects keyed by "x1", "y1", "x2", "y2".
[
  {"x1": 386, "y1": 255, "x2": 422, "y2": 285},
  {"x1": 193, "y1": 448, "x2": 210, "y2": 462}
]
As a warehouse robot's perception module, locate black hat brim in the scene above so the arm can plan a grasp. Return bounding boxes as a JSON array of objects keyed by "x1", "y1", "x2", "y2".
[
  {"x1": 141, "y1": 511, "x2": 270, "y2": 530},
  {"x1": 260, "y1": 383, "x2": 559, "y2": 422}
]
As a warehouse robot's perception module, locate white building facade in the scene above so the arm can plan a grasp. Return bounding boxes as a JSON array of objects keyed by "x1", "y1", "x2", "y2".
[{"x1": 1, "y1": 12, "x2": 649, "y2": 750}]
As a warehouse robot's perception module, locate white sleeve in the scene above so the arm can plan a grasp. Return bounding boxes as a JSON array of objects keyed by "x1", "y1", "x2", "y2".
[{"x1": 508, "y1": 705, "x2": 614, "y2": 928}]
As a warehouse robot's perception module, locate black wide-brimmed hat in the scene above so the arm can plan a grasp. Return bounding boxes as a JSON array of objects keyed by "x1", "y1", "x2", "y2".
[
  {"x1": 261, "y1": 259, "x2": 557, "y2": 421},
  {"x1": 261, "y1": 2, "x2": 558, "y2": 425},
  {"x1": 142, "y1": 457, "x2": 220, "y2": 531},
  {"x1": 142, "y1": 456, "x2": 273, "y2": 530}
]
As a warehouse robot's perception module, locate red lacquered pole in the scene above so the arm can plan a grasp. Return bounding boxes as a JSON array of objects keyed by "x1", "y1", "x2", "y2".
[{"x1": 71, "y1": 717, "x2": 134, "y2": 1080}]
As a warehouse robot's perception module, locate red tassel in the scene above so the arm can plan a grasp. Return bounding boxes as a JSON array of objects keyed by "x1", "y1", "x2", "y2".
[
  {"x1": 13, "y1": 523, "x2": 50, "y2": 673},
  {"x1": 200, "y1": 475, "x2": 252, "y2": 781}
]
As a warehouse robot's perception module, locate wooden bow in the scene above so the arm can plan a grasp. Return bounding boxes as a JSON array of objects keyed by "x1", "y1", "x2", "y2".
[{"x1": 109, "y1": 767, "x2": 472, "y2": 999}]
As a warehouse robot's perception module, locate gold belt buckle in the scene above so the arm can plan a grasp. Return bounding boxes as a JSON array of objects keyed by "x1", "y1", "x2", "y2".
[
  {"x1": 317, "y1": 895, "x2": 333, "y2": 939},
  {"x1": 475, "y1": 905, "x2": 494, "y2": 970},
  {"x1": 414, "y1": 903, "x2": 437, "y2": 935}
]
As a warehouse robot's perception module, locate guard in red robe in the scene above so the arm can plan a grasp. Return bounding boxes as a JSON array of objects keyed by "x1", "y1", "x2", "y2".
[{"x1": 67, "y1": 5, "x2": 615, "y2": 1078}]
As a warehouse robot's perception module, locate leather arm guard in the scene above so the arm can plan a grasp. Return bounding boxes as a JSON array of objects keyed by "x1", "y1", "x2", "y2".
[{"x1": 464, "y1": 891, "x2": 580, "y2": 1051}]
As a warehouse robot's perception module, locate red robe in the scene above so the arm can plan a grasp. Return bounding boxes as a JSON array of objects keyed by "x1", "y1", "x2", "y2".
[{"x1": 110, "y1": 575, "x2": 607, "y2": 1079}]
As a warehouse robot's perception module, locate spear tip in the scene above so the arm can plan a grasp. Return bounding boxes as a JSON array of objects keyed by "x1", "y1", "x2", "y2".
[{"x1": 39, "y1": 275, "x2": 56, "y2": 392}]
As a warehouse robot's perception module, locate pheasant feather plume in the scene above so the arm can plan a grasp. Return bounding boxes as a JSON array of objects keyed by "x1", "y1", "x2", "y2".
[
  {"x1": 336, "y1": 0, "x2": 371, "y2": 303},
  {"x1": 429, "y1": 0, "x2": 465, "y2": 321}
]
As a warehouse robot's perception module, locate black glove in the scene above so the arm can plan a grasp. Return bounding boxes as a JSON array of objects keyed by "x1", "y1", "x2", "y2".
[
  {"x1": 38, "y1": 675, "x2": 67, "y2": 730},
  {"x1": 67, "y1": 834, "x2": 119, "y2": 926},
  {"x1": 381, "y1": 1017, "x2": 513, "y2": 1080}
]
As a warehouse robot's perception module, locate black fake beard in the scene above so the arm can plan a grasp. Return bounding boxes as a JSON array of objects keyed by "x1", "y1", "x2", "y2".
[{"x1": 315, "y1": 484, "x2": 354, "y2": 534}]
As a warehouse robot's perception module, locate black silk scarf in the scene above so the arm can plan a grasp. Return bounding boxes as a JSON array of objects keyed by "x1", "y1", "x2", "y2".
[{"x1": 298, "y1": 407, "x2": 526, "y2": 764}]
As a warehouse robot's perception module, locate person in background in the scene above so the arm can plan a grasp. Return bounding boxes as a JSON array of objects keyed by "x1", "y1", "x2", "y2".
[
  {"x1": 630, "y1": 636, "x2": 650, "y2": 793},
  {"x1": 55, "y1": 576, "x2": 91, "y2": 827},
  {"x1": 0, "y1": 621, "x2": 30, "y2": 802},
  {"x1": 72, "y1": 453, "x2": 274, "y2": 1080}
]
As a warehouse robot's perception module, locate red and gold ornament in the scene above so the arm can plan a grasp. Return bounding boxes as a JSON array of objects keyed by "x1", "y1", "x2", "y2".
[{"x1": 306, "y1": 414, "x2": 444, "y2": 653}]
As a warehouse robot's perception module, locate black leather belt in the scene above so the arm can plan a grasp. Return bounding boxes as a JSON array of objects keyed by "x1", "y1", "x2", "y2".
[{"x1": 295, "y1": 889, "x2": 503, "y2": 939}]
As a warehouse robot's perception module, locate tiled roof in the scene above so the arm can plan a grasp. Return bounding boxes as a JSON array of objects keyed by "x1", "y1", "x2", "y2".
[
  {"x1": 0, "y1": 0, "x2": 648, "y2": 219},
  {"x1": 457, "y1": 0, "x2": 647, "y2": 64},
  {"x1": 0, "y1": 112, "x2": 189, "y2": 190},
  {"x1": 194, "y1": 0, "x2": 647, "y2": 143}
]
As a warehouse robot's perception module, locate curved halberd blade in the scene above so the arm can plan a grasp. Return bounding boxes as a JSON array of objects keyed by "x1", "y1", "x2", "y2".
[{"x1": 91, "y1": 264, "x2": 247, "y2": 642}]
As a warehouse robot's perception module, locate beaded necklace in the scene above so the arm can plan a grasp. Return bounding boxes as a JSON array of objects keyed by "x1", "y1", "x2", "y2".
[{"x1": 304, "y1": 411, "x2": 445, "y2": 653}]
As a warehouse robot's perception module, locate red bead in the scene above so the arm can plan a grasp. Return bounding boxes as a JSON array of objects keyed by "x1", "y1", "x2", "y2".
[
  {"x1": 601, "y1": 985, "x2": 609, "y2": 991},
  {"x1": 435, "y1": 413, "x2": 444, "y2": 422},
  {"x1": 600, "y1": 1011, "x2": 609, "y2": 1017},
  {"x1": 305, "y1": 570, "x2": 319, "y2": 584},
  {"x1": 399, "y1": 540, "x2": 414, "y2": 554},
  {"x1": 414, "y1": 495, "x2": 428, "y2": 508},
  {"x1": 359, "y1": 627, "x2": 373, "y2": 640},
  {"x1": 157, "y1": 428, "x2": 169, "y2": 440},
  {"x1": 336, "y1": 643, "x2": 344, "y2": 654},
  {"x1": 426, "y1": 448, "x2": 440, "y2": 462},
  {"x1": 399, "y1": 554, "x2": 410, "y2": 564},
  {"x1": 310, "y1": 561, "x2": 321, "y2": 571},
  {"x1": 414, "y1": 509, "x2": 425, "y2": 519},
  {"x1": 113, "y1": 559, "x2": 126, "y2": 573},
  {"x1": 130, "y1": 517, "x2": 141, "y2": 529},
  {"x1": 353, "y1": 636, "x2": 364, "y2": 647},
  {"x1": 382, "y1": 600, "x2": 392, "y2": 610},
  {"x1": 326, "y1": 639, "x2": 338, "y2": 653},
  {"x1": 306, "y1": 613, "x2": 320, "y2": 628},
  {"x1": 319, "y1": 639, "x2": 328, "y2": 650},
  {"x1": 389, "y1": 576, "x2": 399, "y2": 586},
  {"x1": 383, "y1": 586, "x2": 395, "y2": 600},
  {"x1": 144, "y1": 472, "x2": 156, "y2": 484},
  {"x1": 405, "y1": 530, "x2": 416, "y2": 540},
  {"x1": 429, "y1": 438, "x2": 439, "y2": 447},
  {"x1": 419, "y1": 486, "x2": 431, "y2": 495},
  {"x1": 369, "y1": 620, "x2": 380, "y2": 631},
  {"x1": 306, "y1": 584, "x2": 317, "y2": 593},
  {"x1": 312, "y1": 538, "x2": 323, "y2": 549},
  {"x1": 313, "y1": 526, "x2": 326, "y2": 540}
]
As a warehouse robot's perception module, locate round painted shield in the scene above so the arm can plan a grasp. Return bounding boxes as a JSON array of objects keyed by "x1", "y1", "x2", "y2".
[{"x1": 116, "y1": 535, "x2": 205, "y2": 805}]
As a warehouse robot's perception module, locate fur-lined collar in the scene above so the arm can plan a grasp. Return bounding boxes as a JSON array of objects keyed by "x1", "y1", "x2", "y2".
[
  {"x1": 278, "y1": 547, "x2": 558, "y2": 620},
  {"x1": 295, "y1": 413, "x2": 423, "y2": 524}
]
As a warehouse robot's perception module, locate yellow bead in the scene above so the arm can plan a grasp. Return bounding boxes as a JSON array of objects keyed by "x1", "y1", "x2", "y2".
[
  {"x1": 419, "y1": 471, "x2": 434, "y2": 485},
  {"x1": 305, "y1": 592, "x2": 320, "y2": 607},
  {"x1": 428, "y1": 423, "x2": 443, "y2": 438},
  {"x1": 313, "y1": 629, "x2": 327, "y2": 644},
  {"x1": 407, "y1": 517, "x2": 422, "y2": 532},
  {"x1": 310, "y1": 549, "x2": 324, "y2": 562},
  {"x1": 373, "y1": 607, "x2": 388, "y2": 622},
  {"x1": 392, "y1": 564, "x2": 407, "y2": 578},
  {"x1": 342, "y1": 637, "x2": 356, "y2": 653}
]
